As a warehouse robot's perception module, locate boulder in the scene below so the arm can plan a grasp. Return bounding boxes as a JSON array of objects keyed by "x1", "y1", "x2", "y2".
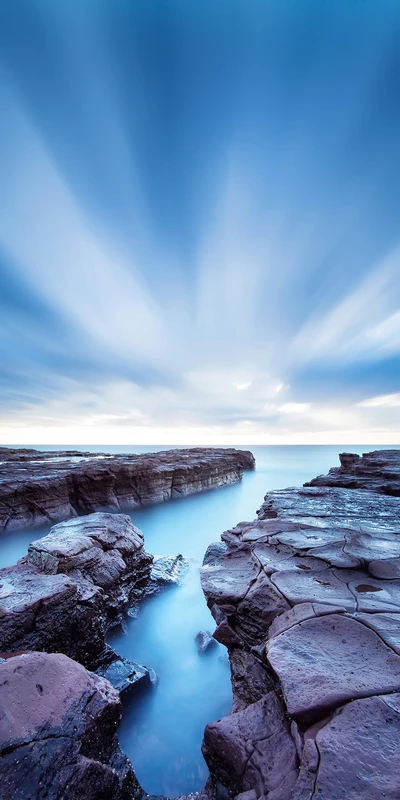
[
  {"x1": 195, "y1": 630, "x2": 218, "y2": 654},
  {"x1": 0, "y1": 513, "x2": 152, "y2": 668},
  {"x1": 0, "y1": 651, "x2": 142, "y2": 800}
]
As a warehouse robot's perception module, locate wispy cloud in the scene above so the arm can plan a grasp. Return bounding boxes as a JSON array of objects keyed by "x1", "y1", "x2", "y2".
[{"x1": 0, "y1": 0, "x2": 399, "y2": 443}]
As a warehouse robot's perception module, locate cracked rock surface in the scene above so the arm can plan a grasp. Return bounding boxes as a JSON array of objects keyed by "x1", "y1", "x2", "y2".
[
  {"x1": 0, "y1": 446, "x2": 255, "y2": 532},
  {"x1": 0, "y1": 651, "x2": 142, "y2": 800},
  {"x1": 200, "y1": 450, "x2": 400, "y2": 799}
]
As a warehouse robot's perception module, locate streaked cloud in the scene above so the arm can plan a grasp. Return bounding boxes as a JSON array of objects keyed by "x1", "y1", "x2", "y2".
[{"x1": 0, "y1": 0, "x2": 399, "y2": 444}]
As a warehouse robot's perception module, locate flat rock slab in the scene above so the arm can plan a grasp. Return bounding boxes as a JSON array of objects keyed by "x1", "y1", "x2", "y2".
[
  {"x1": 266, "y1": 614, "x2": 400, "y2": 725},
  {"x1": 0, "y1": 446, "x2": 255, "y2": 532},
  {"x1": 0, "y1": 651, "x2": 139, "y2": 799},
  {"x1": 303, "y1": 694, "x2": 400, "y2": 799}
]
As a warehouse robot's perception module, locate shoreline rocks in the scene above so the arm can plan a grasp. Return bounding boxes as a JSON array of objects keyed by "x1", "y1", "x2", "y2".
[
  {"x1": 200, "y1": 450, "x2": 400, "y2": 799},
  {"x1": 0, "y1": 447, "x2": 255, "y2": 532},
  {"x1": 0, "y1": 513, "x2": 152, "y2": 668},
  {"x1": 0, "y1": 651, "x2": 142, "y2": 800},
  {"x1": 304, "y1": 448, "x2": 400, "y2": 495}
]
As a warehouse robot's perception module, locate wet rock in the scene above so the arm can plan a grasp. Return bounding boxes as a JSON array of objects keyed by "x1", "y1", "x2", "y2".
[
  {"x1": 0, "y1": 651, "x2": 142, "y2": 800},
  {"x1": 145, "y1": 553, "x2": 189, "y2": 595},
  {"x1": 0, "y1": 446, "x2": 255, "y2": 532},
  {"x1": 195, "y1": 630, "x2": 218, "y2": 654},
  {"x1": 0, "y1": 513, "x2": 152, "y2": 668},
  {"x1": 95, "y1": 646, "x2": 152, "y2": 698}
]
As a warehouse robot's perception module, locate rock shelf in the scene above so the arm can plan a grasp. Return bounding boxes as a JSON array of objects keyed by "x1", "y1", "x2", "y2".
[
  {"x1": 0, "y1": 446, "x2": 255, "y2": 532},
  {"x1": 201, "y1": 450, "x2": 400, "y2": 799}
]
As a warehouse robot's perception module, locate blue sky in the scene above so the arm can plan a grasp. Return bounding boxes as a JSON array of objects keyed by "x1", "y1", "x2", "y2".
[{"x1": 1, "y1": 0, "x2": 400, "y2": 445}]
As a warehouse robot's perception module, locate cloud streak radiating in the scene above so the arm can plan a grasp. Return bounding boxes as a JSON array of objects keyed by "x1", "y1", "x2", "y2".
[{"x1": 0, "y1": 0, "x2": 400, "y2": 444}]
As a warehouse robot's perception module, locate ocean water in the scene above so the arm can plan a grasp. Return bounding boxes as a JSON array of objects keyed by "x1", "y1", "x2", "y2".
[{"x1": 1, "y1": 444, "x2": 399, "y2": 794}]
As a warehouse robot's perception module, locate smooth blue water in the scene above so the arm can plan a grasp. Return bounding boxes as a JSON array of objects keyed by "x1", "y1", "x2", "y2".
[{"x1": 2, "y1": 444, "x2": 400, "y2": 795}]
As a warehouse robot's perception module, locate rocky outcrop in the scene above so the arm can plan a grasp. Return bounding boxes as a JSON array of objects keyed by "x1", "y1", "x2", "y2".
[
  {"x1": 0, "y1": 513, "x2": 152, "y2": 668},
  {"x1": 0, "y1": 447, "x2": 255, "y2": 532},
  {"x1": 0, "y1": 651, "x2": 142, "y2": 800},
  {"x1": 304, "y1": 448, "x2": 400, "y2": 495},
  {"x1": 201, "y1": 469, "x2": 400, "y2": 799}
]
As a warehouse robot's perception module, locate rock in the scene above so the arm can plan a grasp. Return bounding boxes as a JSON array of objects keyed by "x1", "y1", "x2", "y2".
[
  {"x1": 0, "y1": 651, "x2": 142, "y2": 799},
  {"x1": 300, "y1": 693, "x2": 400, "y2": 799},
  {"x1": 202, "y1": 692, "x2": 298, "y2": 797},
  {"x1": 0, "y1": 513, "x2": 152, "y2": 668},
  {"x1": 200, "y1": 453, "x2": 400, "y2": 798},
  {"x1": 304, "y1": 449, "x2": 400, "y2": 496},
  {"x1": 266, "y1": 613, "x2": 400, "y2": 725},
  {"x1": 195, "y1": 630, "x2": 218, "y2": 654},
  {"x1": 0, "y1": 446, "x2": 255, "y2": 532},
  {"x1": 229, "y1": 647, "x2": 274, "y2": 712},
  {"x1": 95, "y1": 646, "x2": 152, "y2": 698},
  {"x1": 145, "y1": 553, "x2": 189, "y2": 595}
]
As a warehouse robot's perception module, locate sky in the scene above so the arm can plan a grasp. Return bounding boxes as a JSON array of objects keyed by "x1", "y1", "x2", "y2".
[{"x1": 0, "y1": 0, "x2": 400, "y2": 446}]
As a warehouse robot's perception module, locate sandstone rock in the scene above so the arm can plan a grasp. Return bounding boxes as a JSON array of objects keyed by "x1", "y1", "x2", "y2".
[
  {"x1": 202, "y1": 692, "x2": 297, "y2": 796},
  {"x1": 0, "y1": 513, "x2": 152, "y2": 668},
  {"x1": 298, "y1": 693, "x2": 400, "y2": 799},
  {"x1": 266, "y1": 613, "x2": 400, "y2": 725},
  {"x1": 146, "y1": 553, "x2": 189, "y2": 594},
  {"x1": 200, "y1": 454, "x2": 400, "y2": 799},
  {"x1": 0, "y1": 447, "x2": 255, "y2": 532},
  {"x1": 304, "y1": 449, "x2": 400, "y2": 496},
  {"x1": 0, "y1": 651, "x2": 141, "y2": 800}
]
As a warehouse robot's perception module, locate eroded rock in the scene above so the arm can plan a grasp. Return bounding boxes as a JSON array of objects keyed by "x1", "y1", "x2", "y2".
[
  {"x1": 0, "y1": 513, "x2": 152, "y2": 667},
  {"x1": 0, "y1": 447, "x2": 255, "y2": 532},
  {"x1": 0, "y1": 651, "x2": 141, "y2": 800},
  {"x1": 200, "y1": 451, "x2": 400, "y2": 799}
]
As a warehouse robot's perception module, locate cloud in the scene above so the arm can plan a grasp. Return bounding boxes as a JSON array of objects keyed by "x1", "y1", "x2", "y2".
[{"x1": 0, "y1": 0, "x2": 400, "y2": 444}]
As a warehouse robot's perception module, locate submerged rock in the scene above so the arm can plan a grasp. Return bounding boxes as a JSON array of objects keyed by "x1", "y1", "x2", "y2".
[
  {"x1": 200, "y1": 450, "x2": 400, "y2": 799},
  {"x1": 0, "y1": 651, "x2": 142, "y2": 800},
  {"x1": 195, "y1": 630, "x2": 217, "y2": 654},
  {"x1": 145, "y1": 553, "x2": 190, "y2": 595},
  {"x1": 0, "y1": 446, "x2": 255, "y2": 532}
]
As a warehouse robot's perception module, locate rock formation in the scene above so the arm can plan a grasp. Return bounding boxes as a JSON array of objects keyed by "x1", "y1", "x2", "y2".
[
  {"x1": 0, "y1": 651, "x2": 142, "y2": 799},
  {"x1": 0, "y1": 513, "x2": 152, "y2": 667},
  {"x1": 200, "y1": 450, "x2": 400, "y2": 799},
  {"x1": 305, "y1": 448, "x2": 400, "y2": 495},
  {"x1": 0, "y1": 447, "x2": 255, "y2": 532}
]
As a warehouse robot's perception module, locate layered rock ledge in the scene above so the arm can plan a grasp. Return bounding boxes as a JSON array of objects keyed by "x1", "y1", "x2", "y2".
[
  {"x1": 0, "y1": 513, "x2": 152, "y2": 667},
  {"x1": 305, "y1": 448, "x2": 400, "y2": 495},
  {"x1": 0, "y1": 447, "x2": 255, "y2": 532},
  {"x1": 201, "y1": 450, "x2": 400, "y2": 800}
]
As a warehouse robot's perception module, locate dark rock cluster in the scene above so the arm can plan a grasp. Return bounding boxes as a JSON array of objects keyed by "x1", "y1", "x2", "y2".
[
  {"x1": 0, "y1": 446, "x2": 255, "y2": 531},
  {"x1": 200, "y1": 450, "x2": 400, "y2": 800}
]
